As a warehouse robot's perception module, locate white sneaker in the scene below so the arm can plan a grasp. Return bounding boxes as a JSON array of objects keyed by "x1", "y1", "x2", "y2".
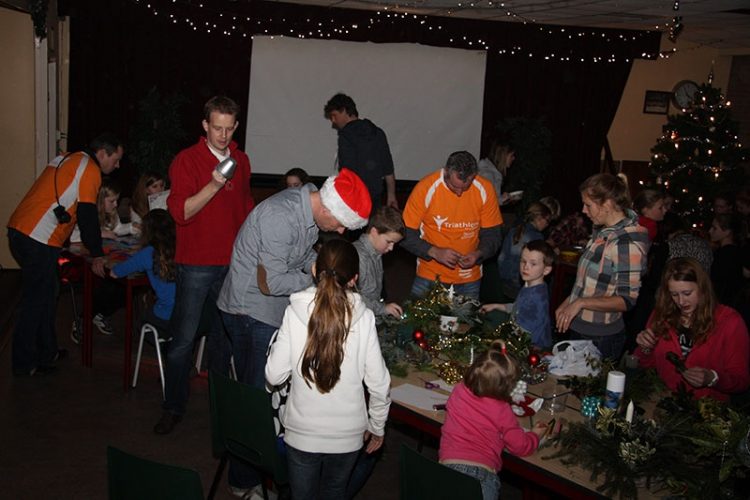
[
  {"x1": 92, "y1": 313, "x2": 114, "y2": 335},
  {"x1": 229, "y1": 485, "x2": 275, "y2": 500}
]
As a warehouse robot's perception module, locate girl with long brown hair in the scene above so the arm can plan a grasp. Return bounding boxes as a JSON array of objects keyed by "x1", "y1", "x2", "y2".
[
  {"x1": 265, "y1": 239, "x2": 391, "y2": 499},
  {"x1": 635, "y1": 257, "x2": 749, "y2": 401},
  {"x1": 129, "y1": 171, "x2": 167, "y2": 227}
]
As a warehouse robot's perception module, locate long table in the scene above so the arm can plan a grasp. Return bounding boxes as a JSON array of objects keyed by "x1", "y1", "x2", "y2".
[
  {"x1": 390, "y1": 371, "x2": 660, "y2": 499},
  {"x1": 64, "y1": 240, "x2": 149, "y2": 391}
]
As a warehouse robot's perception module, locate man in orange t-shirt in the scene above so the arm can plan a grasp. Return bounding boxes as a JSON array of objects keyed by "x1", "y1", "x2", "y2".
[{"x1": 401, "y1": 151, "x2": 503, "y2": 299}]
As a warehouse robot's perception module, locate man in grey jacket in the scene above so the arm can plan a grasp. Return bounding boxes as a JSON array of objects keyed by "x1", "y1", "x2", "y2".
[{"x1": 218, "y1": 167, "x2": 371, "y2": 387}]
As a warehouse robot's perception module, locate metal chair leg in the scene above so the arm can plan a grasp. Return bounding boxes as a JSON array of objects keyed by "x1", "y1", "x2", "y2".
[
  {"x1": 207, "y1": 453, "x2": 229, "y2": 500},
  {"x1": 132, "y1": 325, "x2": 148, "y2": 389}
]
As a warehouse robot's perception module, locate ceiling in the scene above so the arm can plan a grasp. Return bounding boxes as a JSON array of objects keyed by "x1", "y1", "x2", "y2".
[{"x1": 266, "y1": 0, "x2": 750, "y2": 50}]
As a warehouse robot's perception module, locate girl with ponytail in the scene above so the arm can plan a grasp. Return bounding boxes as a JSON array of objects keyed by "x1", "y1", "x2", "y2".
[{"x1": 265, "y1": 238, "x2": 391, "y2": 499}]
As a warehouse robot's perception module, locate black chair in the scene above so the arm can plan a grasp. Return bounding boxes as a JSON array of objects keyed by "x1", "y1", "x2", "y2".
[
  {"x1": 399, "y1": 444, "x2": 483, "y2": 500},
  {"x1": 207, "y1": 371, "x2": 287, "y2": 500},
  {"x1": 107, "y1": 445, "x2": 204, "y2": 500}
]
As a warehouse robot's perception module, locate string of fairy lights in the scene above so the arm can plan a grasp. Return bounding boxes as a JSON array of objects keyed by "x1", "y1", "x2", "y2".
[{"x1": 131, "y1": 0, "x2": 661, "y2": 63}]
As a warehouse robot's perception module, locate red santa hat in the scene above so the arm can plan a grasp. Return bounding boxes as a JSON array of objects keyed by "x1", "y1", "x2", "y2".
[{"x1": 319, "y1": 168, "x2": 372, "y2": 230}]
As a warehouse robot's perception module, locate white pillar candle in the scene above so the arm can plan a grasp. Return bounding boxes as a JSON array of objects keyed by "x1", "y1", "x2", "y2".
[{"x1": 625, "y1": 400, "x2": 635, "y2": 423}]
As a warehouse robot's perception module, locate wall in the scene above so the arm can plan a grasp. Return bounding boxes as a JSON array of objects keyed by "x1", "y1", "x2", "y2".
[
  {"x1": 0, "y1": 8, "x2": 35, "y2": 269},
  {"x1": 608, "y1": 35, "x2": 749, "y2": 164}
]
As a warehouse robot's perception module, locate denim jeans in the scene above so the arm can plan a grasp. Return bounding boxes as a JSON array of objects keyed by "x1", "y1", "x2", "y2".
[
  {"x1": 221, "y1": 312, "x2": 278, "y2": 489},
  {"x1": 444, "y1": 463, "x2": 501, "y2": 500},
  {"x1": 163, "y1": 264, "x2": 229, "y2": 416},
  {"x1": 569, "y1": 329, "x2": 626, "y2": 362},
  {"x1": 221, "y1": 312, "x2": 277, "y2": 389},
  {"x1": 345, "y1": 446, "x2": 382, "y2": 499},
  {"x1": 8, "y1": 229, "x2": 60, "y2": 372},
  {"x1": 286, "y1": 444, "x2": 359, "y2": 500},
  {"x1": 410, "y1": 276, "x2": 481, "y2": 300}
]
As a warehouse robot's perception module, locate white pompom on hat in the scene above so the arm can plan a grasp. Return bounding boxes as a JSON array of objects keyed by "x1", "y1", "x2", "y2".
[{"x1": 319, "y1": 168, "x2": 372, "y2": 230}]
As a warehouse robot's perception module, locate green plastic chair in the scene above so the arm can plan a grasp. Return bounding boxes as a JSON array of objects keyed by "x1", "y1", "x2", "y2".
[
  {"x1": 207, "y1": 371, "x2": 288, "y2": 500},
  {"x1": 107, "y1": 445, "x2": 204, "y2": 500},
  {"x1": 399, "y1": 444, "x2": 484, "y2": 500}
]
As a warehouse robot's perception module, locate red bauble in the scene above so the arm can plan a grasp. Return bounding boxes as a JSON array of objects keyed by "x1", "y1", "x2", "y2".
[
  {"x1": 527, "y1": 353, "x2": 540, "y2": 367},
  {"x1": 413, "y1": 329, "x2": 425, "y2": 341},
  {"x1": 418, "y1": 340, "x2": 429, "y2": 350}
]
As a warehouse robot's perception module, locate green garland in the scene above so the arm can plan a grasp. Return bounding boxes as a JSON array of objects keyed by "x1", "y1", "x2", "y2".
[
  {"x1": 546, "y1": 389, "x2": 750, "y2": 499},
  {"x1": 379, "y1": 280, "x2": 544, "y2": 383}
]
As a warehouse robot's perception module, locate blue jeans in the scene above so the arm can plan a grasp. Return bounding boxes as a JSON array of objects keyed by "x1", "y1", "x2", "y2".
[
  {"x1": 444, "y1": 463, "x2": 500, "y2": 500},
  {"x1": 163, "y1": 264, "x2": 230, "y2": 416},
  {"x1": 345, "y1": 446, "x2": 382, "y2": 499},
  {"x1": 410, "y1": 276, "x2": 481, "y2": 300},
  {"x1": 221, "y1": 312, "x2": 277, "y2": 389},
  {"x1": 286, "y1": 445, "x2": 359, "y2": 500},
  {"x1": 569, "y1": 329, "x2": 626, "y2": 362},
  {"x1": 8, "y1": 229, "x2": 60, "y2": 373},
  {"x1": 221, "y1": 312, "x2": 277, "y2": 489}
]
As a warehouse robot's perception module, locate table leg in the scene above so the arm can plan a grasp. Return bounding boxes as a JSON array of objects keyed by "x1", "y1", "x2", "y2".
[{"x1": 82, "y1": 264, "x2": 93, "y2": 367}]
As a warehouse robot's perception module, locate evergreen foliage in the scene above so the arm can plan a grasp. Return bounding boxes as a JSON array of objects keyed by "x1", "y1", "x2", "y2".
[{"x1": 129, "y1": 88, "x2": 188, "y2": 177}]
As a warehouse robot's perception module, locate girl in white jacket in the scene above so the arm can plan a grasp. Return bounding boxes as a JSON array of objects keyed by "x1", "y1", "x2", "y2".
[{"x1": 265, "y1": 239, "x2": 391, "y2": 499}]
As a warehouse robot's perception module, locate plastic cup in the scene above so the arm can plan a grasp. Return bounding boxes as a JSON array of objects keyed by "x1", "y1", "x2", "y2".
[{"x1": 543, "y1": 385, "x2": 568, "y2": 414}]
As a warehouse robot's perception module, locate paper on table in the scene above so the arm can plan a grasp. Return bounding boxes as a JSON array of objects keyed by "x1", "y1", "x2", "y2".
[{"x1": 391, "y1": 384, "x2": 449, "y2": 411}]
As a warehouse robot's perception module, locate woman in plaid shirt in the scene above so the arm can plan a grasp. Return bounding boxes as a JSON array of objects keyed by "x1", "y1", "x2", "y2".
[{"x1": 555, "y1": 174, "x2": 650, "y2": 360}]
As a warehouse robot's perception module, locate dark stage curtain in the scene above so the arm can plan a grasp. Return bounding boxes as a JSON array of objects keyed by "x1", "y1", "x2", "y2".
[{"x1": 61, "y1": 0, "x2": 659, "y2": 208}]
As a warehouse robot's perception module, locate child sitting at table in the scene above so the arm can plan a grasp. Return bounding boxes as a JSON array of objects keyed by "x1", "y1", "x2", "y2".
[
  {"x1": 481, "y1": 240, "x2": 555, "y2": 349},
  {"x1": 70, "y1": 179, "x2": 138, "y2": 243},
  {"x1": 110, "y1": 209, "x2": 176, "y2": 336},
  {"x1": 70, "y1": 180, "x2": 140, "y2": 340},
  {"x1": 439, "y1": 340, "x2": 548, "y2": 500},
  {"x1": 353, "y1": 206, "x2": 405, "y2": 322},
  {"x1": 129, "y1": 171, "x2": 167, "y2": 232},
  {"x1": 497, "y1": 202, "x2": 551, "y2": 300}
]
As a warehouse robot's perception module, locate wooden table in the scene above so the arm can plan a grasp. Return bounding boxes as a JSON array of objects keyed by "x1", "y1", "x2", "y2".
[
  {"x1": 64, "y1": 240, "x2": 149, "y2": 391},
  {"x1": 390, "y1": 371, "x2": 660, "y2": 499}
]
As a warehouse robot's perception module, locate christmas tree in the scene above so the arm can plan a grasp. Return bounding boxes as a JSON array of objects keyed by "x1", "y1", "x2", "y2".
[{"x1": 649, "y1": 78, "x2": 747, "y2": 228}]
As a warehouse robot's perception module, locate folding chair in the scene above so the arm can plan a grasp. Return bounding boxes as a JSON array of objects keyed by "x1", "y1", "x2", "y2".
[
  {"x1": 207, "y1": 371, "x2": 287, "y2": 500},
  {"x1": 399, "y1": 444, "x2": 483, "y2": 500},
  {"x1": 107, "y1": 445, "x2": 204, "y2": 500}
]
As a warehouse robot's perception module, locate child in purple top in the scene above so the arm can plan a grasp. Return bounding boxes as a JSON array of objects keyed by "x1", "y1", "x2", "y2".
[{"x1": 439, "y1": 341, "x2": 548, "y2": 500}]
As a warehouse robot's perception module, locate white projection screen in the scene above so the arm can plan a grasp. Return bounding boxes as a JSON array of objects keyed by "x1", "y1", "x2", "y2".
[{"x1": 246, "y1": 36, "x2": 487, "y2": 181}]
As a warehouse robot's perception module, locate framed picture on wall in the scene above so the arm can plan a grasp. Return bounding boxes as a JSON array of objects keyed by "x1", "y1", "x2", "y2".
[{"x1": 643, "y1": 90, "x2": 671, "y2": 114}]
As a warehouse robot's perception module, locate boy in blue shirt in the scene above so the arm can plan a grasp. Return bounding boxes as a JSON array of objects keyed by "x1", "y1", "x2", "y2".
[{"x1": 482, "y1": 240, "x2": 555, "y2": 348}]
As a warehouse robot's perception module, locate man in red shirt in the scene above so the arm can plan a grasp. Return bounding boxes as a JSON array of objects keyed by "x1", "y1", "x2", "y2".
[{"x1": 155, "y1": 96, "x2": 255, "y2": 435}]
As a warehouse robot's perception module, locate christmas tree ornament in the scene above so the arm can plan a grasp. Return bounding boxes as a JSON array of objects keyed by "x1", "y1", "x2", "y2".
[
  {"x1": 528, "y1": 353, "x2": 541, "y2": 367},
  {"x1": 412, "y1": 329, "x2": 425, "y2": 341},
  {"x1": 580, "y1": 395, "x2": 601, "y2": 418}
]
